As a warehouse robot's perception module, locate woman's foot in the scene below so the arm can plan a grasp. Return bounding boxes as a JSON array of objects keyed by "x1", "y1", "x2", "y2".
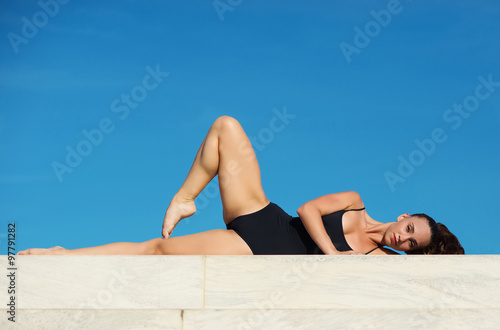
[
  {"x1": 162, "y1": 196, "x2": 197, "y2": 238},
  {"x1": 17, "y1": 246, "x2": 68, "y2": 255}
]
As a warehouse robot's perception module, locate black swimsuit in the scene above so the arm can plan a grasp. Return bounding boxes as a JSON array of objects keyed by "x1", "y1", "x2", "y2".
[{"x1": 226, "y1": 202, "x2": 380, "y2": 255}]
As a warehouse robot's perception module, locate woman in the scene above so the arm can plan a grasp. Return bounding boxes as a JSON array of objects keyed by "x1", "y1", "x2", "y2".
[{"x1": 18, "y1": 116, "x2": 464, "y2": 256}]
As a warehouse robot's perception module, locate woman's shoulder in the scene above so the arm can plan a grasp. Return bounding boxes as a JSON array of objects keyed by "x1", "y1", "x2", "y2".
[{"x1": 297, "y1": 191, "x2": 365, "y2": 216}]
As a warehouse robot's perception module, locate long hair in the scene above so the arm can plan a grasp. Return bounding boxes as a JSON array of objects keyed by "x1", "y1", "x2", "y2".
[{"x1": 405, "y1": 216, "x2": 464, "y2": 255}]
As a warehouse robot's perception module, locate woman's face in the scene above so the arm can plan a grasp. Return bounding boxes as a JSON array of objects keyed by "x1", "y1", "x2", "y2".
[{"x1": 385, "y1": 214, "x2": 432, "y2": 252}]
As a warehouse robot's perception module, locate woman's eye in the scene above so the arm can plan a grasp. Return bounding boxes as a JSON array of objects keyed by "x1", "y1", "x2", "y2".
[{"x1": 407, "y1": 225, "x2": 410, "y2": 232}]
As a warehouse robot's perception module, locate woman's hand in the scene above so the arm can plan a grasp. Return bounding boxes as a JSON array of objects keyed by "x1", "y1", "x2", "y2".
[{"x1": 326, "y1": 250, "x2": 364, "y2": 255}]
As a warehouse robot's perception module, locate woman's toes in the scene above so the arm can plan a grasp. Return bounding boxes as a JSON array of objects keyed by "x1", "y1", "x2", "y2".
[{"x1": 16, "y1": 248, "x2": 62, "y2": 255}]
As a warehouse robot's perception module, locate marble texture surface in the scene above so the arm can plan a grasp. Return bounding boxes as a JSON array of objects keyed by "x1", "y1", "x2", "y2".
[
  {"x1": 183, "y1": 309, "x2": 500, "y2": 330},
  {"x1": 1, "y1": 255, "x2": 499, "y2": 329},
  {"x1": 0, "y1": 309, "x2": 182, "y2": 330},
  {"x1": 2, "y1": 309, "x2": 498, "y2": 330},
  {"x1": 204, "y1": 255, "x2": 500, "y2": 309},
  {"x1": 0, "y1": 256, "x2": 203, "y2": 309}
]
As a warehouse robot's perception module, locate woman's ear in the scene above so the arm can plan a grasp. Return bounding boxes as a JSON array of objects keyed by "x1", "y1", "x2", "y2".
[{"x1": 397, "y1": 213, "x2": 410, "y2": 221}]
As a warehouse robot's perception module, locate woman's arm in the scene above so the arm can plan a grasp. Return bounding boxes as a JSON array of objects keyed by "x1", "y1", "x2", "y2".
[
  {"x1": 296, "y1": 191, "x2": 364, "y2": 255},
  {"x1": 369, "y1": 247, "x2": 400, "y2": 255}
]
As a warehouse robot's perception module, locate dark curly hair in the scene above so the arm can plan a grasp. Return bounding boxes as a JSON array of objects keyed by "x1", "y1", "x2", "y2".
[{"x1": 405, "y1": 214, "x2": 464, "y2": 255}]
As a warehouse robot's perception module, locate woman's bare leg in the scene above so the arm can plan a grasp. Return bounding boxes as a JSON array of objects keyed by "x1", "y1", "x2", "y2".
[
  {"x1": 19, "y1": 116, "x2": 263, "y2": 255},
  {"x1": 17, "y1": 242, "x2": 151, "y2": 256},
  {"x1": 155, "y1": 229, "x2": 252, "y2": 255},
  {"x1": 17, "y1": 229, "x2": 252, "y2": 255},
  {"x1": 163, "y1": 116, "x2": 269, "y2": 238}
]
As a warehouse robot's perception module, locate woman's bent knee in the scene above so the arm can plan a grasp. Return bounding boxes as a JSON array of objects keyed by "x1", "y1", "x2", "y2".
[{"x1": 214, "y1": 115, "x2": 241, "y2": 133}]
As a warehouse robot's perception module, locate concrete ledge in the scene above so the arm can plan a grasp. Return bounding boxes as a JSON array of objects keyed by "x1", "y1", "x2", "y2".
[
  {"x1": 205, "y1": 255, "x2": 500, "y2": 309},
  {"x1": 1, "y1": 255, "x2": 499, "y2": 328},
  {"x1": 183, "y1": 309, "x2": 500, "y2": 329},
  {"x1": 2, "y1": 309, "x2": 182, "y2": 330},
  {"x1": 1, "y1": 309, "x2": 499, "y2": 329}
]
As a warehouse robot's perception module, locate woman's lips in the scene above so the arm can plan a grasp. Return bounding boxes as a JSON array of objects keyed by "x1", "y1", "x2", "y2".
[{"x1": 392, "y1": 234, "x2": 397, "y2": 245}]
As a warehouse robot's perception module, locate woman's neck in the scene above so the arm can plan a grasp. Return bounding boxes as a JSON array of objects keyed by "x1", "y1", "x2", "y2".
[{"x1": 363, "y1": 217, "x2": 393, "y2": 246}]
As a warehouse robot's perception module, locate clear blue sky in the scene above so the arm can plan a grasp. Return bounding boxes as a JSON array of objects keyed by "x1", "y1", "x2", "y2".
[{"x1": 1, "y1": 1, "x2": 499, "y2": 255}]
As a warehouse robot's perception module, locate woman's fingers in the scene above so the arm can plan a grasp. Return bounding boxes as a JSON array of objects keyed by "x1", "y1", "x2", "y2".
[
  {"x1": 329, "y1": 250, "x2": 363, "y2": 255},
  {"x1": 342, "y1": 251, "x2": 363, "y2": 255}
]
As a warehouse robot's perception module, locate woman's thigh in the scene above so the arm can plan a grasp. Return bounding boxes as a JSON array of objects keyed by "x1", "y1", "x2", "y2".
[
  {"x1": 214, "y1": 116, "x2": 269, "y2": 222},
  {"x1": 156, "y1": 229, "x2": 253, "y2": 255}
]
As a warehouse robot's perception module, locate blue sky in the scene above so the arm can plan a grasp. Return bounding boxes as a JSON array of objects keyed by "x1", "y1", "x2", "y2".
[{"x1": 1, "y1": 0, "x2": 499, "y2": 255}]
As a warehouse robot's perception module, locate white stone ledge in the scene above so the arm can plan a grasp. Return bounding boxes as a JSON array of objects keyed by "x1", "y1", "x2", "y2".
[
  {"x1": 1, "y1": 309, "x2": 182, "y2": 330},
  {"x1": 1, "y1": 309, "x2": 499, "y2": 329},
  {"x1": 1, "y1": 255, "x2": 499, "y2": 328},
  {"x1": 205, "y1": 255, "x2": 500, "y2": 309},
  {"x1": 183, "y1": 309, "x2": 500, "y2": 330},
  {"x1": 2, "y1": 255, "x2": 205, "y2": 310}
]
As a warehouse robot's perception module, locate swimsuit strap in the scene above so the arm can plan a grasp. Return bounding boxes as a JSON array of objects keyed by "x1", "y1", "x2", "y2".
[
  {"x1": 344, "y1": 207, "x2": 365, "y2": 212},
  {"x1": 339, "y1": 207, "x2": 379, "y2": 254},
  {"x1": 344, "y1": 207, "x2": 375, "y2": 254},
  {"x1": 364, "y1": 246, "x2": 380, "y2": 255}
]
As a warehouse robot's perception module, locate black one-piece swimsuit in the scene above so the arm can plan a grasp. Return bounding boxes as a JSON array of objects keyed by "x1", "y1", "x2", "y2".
[{"x1": 226, "y1": 202, "x2": 379, "y2": 255}]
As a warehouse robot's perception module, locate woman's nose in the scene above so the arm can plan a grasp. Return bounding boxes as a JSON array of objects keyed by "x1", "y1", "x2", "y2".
[{"x1": 400, "y1": 233, "x2": 410, "y2": 243}]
